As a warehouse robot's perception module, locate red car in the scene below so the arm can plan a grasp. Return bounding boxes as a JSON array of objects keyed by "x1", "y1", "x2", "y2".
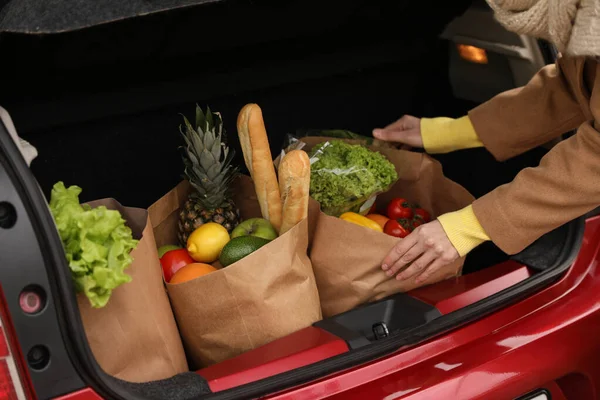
[{"x1": 0, "y1": 1, "x2": 595, "y2": 399}]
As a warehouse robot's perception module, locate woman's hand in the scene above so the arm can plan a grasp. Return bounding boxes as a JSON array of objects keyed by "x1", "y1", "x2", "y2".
[
  {"x1": 381, "y1": 220, "x2": 459, "y2": 284},
  {"x1": 373, "y1": 115, "x2": 423, "y2": 148}
]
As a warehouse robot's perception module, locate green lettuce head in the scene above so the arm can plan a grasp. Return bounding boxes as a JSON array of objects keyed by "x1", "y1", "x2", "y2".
[
  {"x1": 309, "y1": 140, "x2": 397, "y2": 216},
  {"x1": 50, "y1": 182, "x2": 138, "y2": 308}
]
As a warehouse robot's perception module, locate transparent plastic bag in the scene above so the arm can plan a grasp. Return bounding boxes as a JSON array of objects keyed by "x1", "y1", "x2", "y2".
[
  {"x1": 276, "y1": 129, "x2": 397, "y2": 166},
  {"x1": 277, "y1": 132, "x2": 398, "y2": 217},
  {"x1": 295, "y1": 129, "x2": 398, "y2": 149}
]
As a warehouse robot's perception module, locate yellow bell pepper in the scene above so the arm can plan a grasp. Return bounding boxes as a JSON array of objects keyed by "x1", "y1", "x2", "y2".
[{"x1": 339, "y1": 212, "x2": 383, "y2": 232}]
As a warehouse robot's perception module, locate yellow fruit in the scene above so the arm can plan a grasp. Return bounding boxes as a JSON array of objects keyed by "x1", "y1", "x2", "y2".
[
  {"x1": 339, "y1": 212, "x2": 383, "y2": 232},
  {"x1": 186, "y1": 222, "x2": 230, "y2": 263}
]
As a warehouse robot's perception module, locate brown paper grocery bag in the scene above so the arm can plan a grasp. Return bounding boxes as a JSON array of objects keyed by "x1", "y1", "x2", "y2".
[
  {"x1": 301, "y1": 137, "x2": 475, "y2": 317},
  {"x1": 149, "y1": 175, "x2": 322, "y2": 368},
  {"x1": 77, "y1": 199, "x2": 188, "y2": 382}
]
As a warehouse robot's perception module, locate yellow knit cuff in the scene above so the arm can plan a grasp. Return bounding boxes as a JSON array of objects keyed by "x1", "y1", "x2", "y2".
[
  {"x1": 421, "y1": 116, "x2": 483, "y2": 154},
  {"x1": 437, "y1": 205, "x2": 491, "y2": 257}
]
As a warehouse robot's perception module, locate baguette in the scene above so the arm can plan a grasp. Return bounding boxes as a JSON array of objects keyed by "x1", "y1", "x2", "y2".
[
  {"x1": 278, "y1": 150, "x2": 311, "y2": 235},
  {"x1": 237, "y1": 104, "x2": 283, "y2": 232}
]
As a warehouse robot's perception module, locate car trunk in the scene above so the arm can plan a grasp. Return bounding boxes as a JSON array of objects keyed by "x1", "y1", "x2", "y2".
[{"x1": 0, "y1": 1, "x2": 586, "y2": 399}]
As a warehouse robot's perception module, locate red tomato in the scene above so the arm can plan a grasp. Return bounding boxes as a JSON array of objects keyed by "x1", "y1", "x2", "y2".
[
  {"x1": 384, "y1": 220, "x2": 411, "y2": 238},
  {"x1": 414, "y1": 208, "x2": 431, "y2": 223},
  {"x1": 160, "y1": 249, "x2": 194, "y2": 282},
  {"x1": 387, "y1": 198, "x2": 413, "y2": 220},
  {"x1": 397, "y1": 218, "x2": 413, "y2": 230},
  {"x1": 411, "y1": 216, "x2": 425, "y2": 230}
]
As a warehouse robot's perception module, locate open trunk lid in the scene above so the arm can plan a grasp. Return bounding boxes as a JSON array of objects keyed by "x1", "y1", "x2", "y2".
[{"x1": 0, "y1": 0, "x2": 224, "y2": 33}]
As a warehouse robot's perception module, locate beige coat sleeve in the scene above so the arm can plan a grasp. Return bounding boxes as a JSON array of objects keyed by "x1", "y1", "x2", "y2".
[
  {"x1": 472, "y1": 60, "x2": 600, "y2": 254},
  {"x1": 468, "y1": 57, "x2": 588, "y2": 162}
]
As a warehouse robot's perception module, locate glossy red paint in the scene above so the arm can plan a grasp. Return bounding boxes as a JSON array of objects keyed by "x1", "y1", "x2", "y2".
[
  {"x1": 264, "y1": 216, "x2": 600, "y2": 399},
  {"x1": 198, "y1": 327, "x2": 349, "y2": 392},
  {"x1": 53, "y1": 388, "x2": 103, "y2": 400},
  {"x1": 409, "y1": 260, "x2": 532, "y2": 314},
  {"x1": 0, "y1": 286, "x2": 34, "y2": 400},
  {"x1": 0, "y1": 328, "x2": 9, "y2": 358}
]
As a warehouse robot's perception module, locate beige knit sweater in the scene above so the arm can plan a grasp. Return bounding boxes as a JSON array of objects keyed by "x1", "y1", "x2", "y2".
[{"x1": 487, "y1": 0, "x2": 600, "y2": 56}]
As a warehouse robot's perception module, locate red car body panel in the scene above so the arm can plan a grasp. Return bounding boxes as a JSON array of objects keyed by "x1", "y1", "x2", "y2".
[
  {"x1": 198, "y1": 327, "x2": 349, "y2": 392},
  {"x1": 409, "y1": 260, "x2": 532, "y2": 314},
  {"x1": 53, "y1": 216, "x2": 600, "y2": 399},
  {"x1": 262, "y1": 216, "x2": 600, "y2": 399}
]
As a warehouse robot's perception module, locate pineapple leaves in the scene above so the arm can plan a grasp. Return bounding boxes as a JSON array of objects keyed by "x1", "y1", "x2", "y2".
[
  {"x1": 204, "y1": 128, "x2": 216, "y2": 154},
  {"x1": 180, "y1": 128, "x2": 194, "y2": 150},
  {"x1": 206, "y1": 162, "x2": 221, "y2": 180},
  {"x1": 186, "y1": 150, "x2": 200, "y2": 167},
  {"x1": 205, "y1": 106, "x2": 214, "y2": 131},
  {"x1": 210, "y1": 137, "x2": 221, "y2": 161},
  {"x1": 199, "y1": 148, "x2": 215, "y2": 171},
  {"x1": 191, "y1": 130, "x2": 205, "y2": 156},
  {"x1": 178, "y1": 105, "x2": 240, "y2": 209},
  {"x1": 195, "y1": 105, "x2": 206, "y2": 131},
  {"x1": 182, "y1": 114, "x2": 193, "y2": 127}
]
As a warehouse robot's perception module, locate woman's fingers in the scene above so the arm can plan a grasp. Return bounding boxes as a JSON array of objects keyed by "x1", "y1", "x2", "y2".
[
  {"x1": 381, "y1": 233, "x2": 418, "y2": 271},
  {"x1": 373, "y1": 115, "x2": 423, "y2": 147},
  {"x1": 385, "y1": 241, "x2": 426, "y2": 277},
  {"x1": 395, "y1": 251, "x2": 437, "y2": 280},
  {"x1": 381, "y1": 220, "x2": 460, "y2": 282},
  {"x1": 387, "y1": 115, "x2": 419, "y2": 131},
  {"x1": 373, "y1": 128, "x2": 421, "y2": 146}
]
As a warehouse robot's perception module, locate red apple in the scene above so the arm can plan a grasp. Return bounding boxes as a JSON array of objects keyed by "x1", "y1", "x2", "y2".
[{"x1": 160, "y1": 249, "x2": 194, "y2": 282}]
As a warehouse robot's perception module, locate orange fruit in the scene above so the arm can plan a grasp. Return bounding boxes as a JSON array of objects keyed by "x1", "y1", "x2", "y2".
[
  {"x1": 169, "y1": 263, "x2": 217, "y2": 284},
  {"x1": 366, "y1": 214, "x2": 390, "y2": 229}
]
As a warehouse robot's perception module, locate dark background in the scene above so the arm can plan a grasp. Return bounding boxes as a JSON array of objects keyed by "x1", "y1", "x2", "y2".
[
  {"x1": 0, "y1": 0, "x2": 547, "y2": 271},
  {"x1": 0, "y1": 0, "x2": 478, "y2": 205}
]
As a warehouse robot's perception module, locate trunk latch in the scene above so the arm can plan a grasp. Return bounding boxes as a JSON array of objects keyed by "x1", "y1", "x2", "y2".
[{"x1": 372, "y1": 322, "x2": 389, "y2": 340}]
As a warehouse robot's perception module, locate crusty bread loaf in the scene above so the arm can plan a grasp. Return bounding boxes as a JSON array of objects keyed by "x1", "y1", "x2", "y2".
[
  {"x1": 278, "y1": 150, "x2": 311, "y2": 235},
  {"x1": 237, "y1": 104, "x2": 283, "y2": 232}
]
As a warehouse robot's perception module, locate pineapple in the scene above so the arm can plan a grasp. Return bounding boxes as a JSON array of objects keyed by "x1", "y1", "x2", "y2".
[{"x1": 177, "y1": 105, "x2": 241, "y2": 245}]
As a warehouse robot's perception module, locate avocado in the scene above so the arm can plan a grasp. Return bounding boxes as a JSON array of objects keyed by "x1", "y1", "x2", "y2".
[{"x1": 219, "y1": 236, "x2": 272, "y2": 267}]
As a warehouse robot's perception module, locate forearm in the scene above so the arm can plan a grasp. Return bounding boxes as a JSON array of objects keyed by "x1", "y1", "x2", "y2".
[
  {"x1": 468, "y1": 58, "x2": 586, "y2": 161},
  {"x1": 421, "y1": 116, "x2": 483, "y2": 154},
  {"x1": 436, "y1": 122, "x2": 600, "y2": 257},
  {"x1": 473, "y1": 121, "x2": 600, "y2": 254},
  {"x1": 422, "y1": 58, "x2": 588, "y2": 160},
  {"x1": 437, "y1": 205, "x2": 490, "y2": 257}
]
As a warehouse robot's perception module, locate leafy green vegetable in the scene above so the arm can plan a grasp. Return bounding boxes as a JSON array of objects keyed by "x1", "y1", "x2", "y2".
[
  {"x1": 49, "y1": 182, "x2": 138, "y2": 308},
  {"x1": 309, "y1": 140, "x2": 398, "y2": 216}
]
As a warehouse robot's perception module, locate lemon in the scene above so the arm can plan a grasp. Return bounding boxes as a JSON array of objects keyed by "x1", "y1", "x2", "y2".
[{"x1": 186, "y1": 223, "x2": 231, "y2": 263}]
